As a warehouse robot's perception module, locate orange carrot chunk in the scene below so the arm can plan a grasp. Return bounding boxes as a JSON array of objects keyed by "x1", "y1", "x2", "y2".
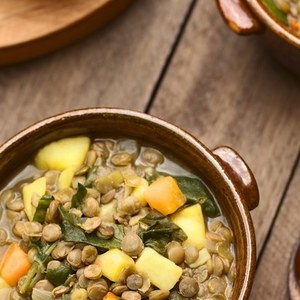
[
  {"x1": 0, "y1": 244, "x2": 31, "y2": 286},
  {"x1": 104, "y1": 292, "x2": 120, "y2": 300},
  {"x1": 291, "y1": 20, "x2": 299, "y2": 32},
  {"x1": 144, "y1": 176, "x2": 186, "y2": 216}
]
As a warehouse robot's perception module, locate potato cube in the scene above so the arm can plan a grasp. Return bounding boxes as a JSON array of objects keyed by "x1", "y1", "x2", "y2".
[
  {"x1": 99, "y1": 200, "x2": 117, "y2": 223},
  {"x1": 58, "y1": 167, "x2": 75, "y2": 191},
  {"x1": 35, "y1": 136, "x2": 90, "y2": 171},
  {"x1": 189, "y1": 248, "x2": 211, "y2": 268},
  {"x1": 171, "y1": 204, "x2": 206, "y2": 249},
  {"x1": 131, "y1": 178, "x2": 148, "y2": 207},
  {"x1": 22, "y1": 177, "x2": 46, "y2": 221},
  {"x1": 135, "y1": 247, "x2": 182, "y2": 291},
  {"x1": 95, "y1": 249, "x2": 135, "y2": 282},
  {"x1": 0, "y1": 276, "x2": 10, "y2": 289}
]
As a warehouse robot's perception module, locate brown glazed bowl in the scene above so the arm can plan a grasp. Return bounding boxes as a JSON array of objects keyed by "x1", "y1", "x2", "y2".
[
  {"x1": 0, "y1": 108, "x2": 259, "y2": 299},
  {"x1": 216, "y1": 0, "x2": 300, "y2": 74}
]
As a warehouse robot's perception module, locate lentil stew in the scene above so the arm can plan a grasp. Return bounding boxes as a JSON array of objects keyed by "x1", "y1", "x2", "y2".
[{"x1": 0, "y1": 136, "x2": 236, "y2": 300}]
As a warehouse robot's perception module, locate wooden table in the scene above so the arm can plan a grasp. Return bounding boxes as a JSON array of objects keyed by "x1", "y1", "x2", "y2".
[{"x1": 0, "y1": 0, "x2": 299, "y2": 298}]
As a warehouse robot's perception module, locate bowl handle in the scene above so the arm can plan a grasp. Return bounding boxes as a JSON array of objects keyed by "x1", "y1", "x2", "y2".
[
  {"x1": 212, "y1": 146, "x2": 259, "y2": 211},
  {"x1": 216, "y1": 0, "x2": 262, "y2": 34}
]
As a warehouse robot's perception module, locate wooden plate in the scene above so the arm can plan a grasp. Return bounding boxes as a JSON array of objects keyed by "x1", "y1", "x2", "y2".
[{"x1": 0, "y1": 0, "x2": 134, "y2": 65}]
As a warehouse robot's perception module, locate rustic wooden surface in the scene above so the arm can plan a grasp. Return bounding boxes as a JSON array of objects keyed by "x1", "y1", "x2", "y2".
[
  {"x1": 0, "y1": 0, "x2": 192, "y2": 142},
  {"x1": 150, "y1": 0, "x2": 300, "y2": 254},
  {"x1": 250, "y1": 160, "x2": 300, "y2": 299},
  {"x1": 0, "y1": 0, "x2": 299, "y2": 299}
]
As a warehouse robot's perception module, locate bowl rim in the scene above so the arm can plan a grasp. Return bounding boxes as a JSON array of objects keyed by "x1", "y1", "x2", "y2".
[
  {"x1": 246, "y1": 0, "x2": 300, "y2": 48},
  {"x1": 0, "y1": 107, "x2": 256, "y2": 299}
]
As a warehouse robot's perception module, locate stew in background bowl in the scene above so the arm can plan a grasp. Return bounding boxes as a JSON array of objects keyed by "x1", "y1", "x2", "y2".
[{"x1": 216, "y1": 0, "x2": 300, "y2": 75}]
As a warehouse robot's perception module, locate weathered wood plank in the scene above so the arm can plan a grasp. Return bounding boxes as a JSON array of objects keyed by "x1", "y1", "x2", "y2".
[
  {"x1": 250, "y1": 158, "x2": 300, "y2": 299},
  {"x1": 0, "y1": 0, "x2": 192, "y2": 142},
  {"x1": 150, "y1": 0, "x2": 300, "y2": 253}
]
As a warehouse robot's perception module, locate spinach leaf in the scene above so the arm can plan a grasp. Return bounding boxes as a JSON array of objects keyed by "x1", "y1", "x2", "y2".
[
  {"x1": 152, "y1": 173, "x2": 219, "y2": 218},
  {"x1": 58, "y1": 206, "x2": 123, "y2": 250},
  {"x1": 261, "y1": 0, "x2": 288, "y2": 25},
  {"x1": 138, "y1": 211, "x2": 187, "y2": 255},
  {"x1": 30, "y1": 239, "x2": 57, "y2": 266},
  {"x1": 173, "y1": 176, "x2": 220, "y2": 218},
  {"x1": 46, "y1": 262, "x2": 73, "y2": 286},
  {"x1": 84, "y1": 166, "x2": 97, "y2": 187},
  {"x1": 19, "y1": 241, "x2": 58, "y2": 295},
  {"x1": 33, "y1": 195, "x2": 54, "y2": 223},
  {"x1": 71, "y1": 183, "x2": 87, "y2": 208}
]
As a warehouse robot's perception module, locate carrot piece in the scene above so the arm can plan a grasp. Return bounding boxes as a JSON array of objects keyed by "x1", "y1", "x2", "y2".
[
  {"x1": 103, "y1": 292, "x2": 120, "y2": 300},
  {"x1": 144, "y1": 176, "x2": 186, "y2": 216},
  {"x1": 291, "y1": 20, "x2": 299, "y2": 32},
  {"x1": 0, "y1": 244, "x2": 31, "y2": 286}
]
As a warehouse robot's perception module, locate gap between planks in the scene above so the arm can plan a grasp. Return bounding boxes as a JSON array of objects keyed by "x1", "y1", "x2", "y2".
[
  {"x1": 256, "y1": 149, "x2": 300, "y2": 267},
  {"x1": 144, "y1": 0, "x2": 197, "y2": 114}
]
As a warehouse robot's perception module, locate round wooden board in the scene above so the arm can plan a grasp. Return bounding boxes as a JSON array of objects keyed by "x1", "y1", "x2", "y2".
[{"x1": 0, "y1": 0, "x2": 134, "y2": 65}]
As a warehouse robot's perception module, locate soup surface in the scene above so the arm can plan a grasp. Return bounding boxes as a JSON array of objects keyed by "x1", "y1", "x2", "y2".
[{"x1": 0, "y1": 137, "x2": 236, "y2": 300}]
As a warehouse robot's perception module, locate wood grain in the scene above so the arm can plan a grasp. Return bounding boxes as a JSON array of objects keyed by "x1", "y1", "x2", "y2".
[
  {"x1": 149, "y1": 0, "x2": 300, "y2": 253},
  {"x1": 1, "y1": 0, "x2": 113, "y2": 46},
  {"x1": 0, "y1": 0, "x2": 192, "y2": 142},
  {"x1": 0, "y1": 0, "x2": 135, "y2": 64},
  {"x1": 249, "y1": 158, "x2": 300, "y2": 299}
]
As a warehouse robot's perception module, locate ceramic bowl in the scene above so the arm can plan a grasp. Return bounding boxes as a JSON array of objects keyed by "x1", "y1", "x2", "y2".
[
  {"x1": 216, "y1": 0, "x2": 300, "y2": 75},
  {"x1": 0, "y1": 108, "x2": 259, "y2": 299}
]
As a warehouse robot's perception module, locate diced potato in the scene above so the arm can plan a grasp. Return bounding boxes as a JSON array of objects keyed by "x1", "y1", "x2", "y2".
[
  {"x1": 35, "y1": 136, "x2": 90, "y2": 171},
  {"x1": 99, "y1": 200, "x2": 117, "y2": 223},
  {"x1": 95, "y1": 249, "x2": 135, "y2": 282},
  {"x1": 144, "y1": 176, "x2": 186, "y2": 216},
  {"x1": 0, "y1": 276, "x2": 10, "y2": 288},
  {"x1": 189, "y1": 248, "x2": 211, "y2": 268},
  {"x1": 171, "y1": 204, "x2": 206, "y2": 249},
  {"x1": 0, "y1": 288, "x2": 11, "y2": 298},
  {"x1": 135, "y1": 247, "x2": 182, "y2": 291},
  {"x1": 22, "y1": 177, "x2": 46, "y2": 221},
  {"x1": 131, "y1": 178, "x2": 148, "y2": 207},
  {"x1": 58, "y1": 167, "x2": 75, "y2": 191}
]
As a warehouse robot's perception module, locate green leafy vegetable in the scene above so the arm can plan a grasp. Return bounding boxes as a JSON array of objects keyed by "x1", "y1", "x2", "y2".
[
  {"x1": 46, "y1": 262, "x2": 73, "y2": 286},
  {"x1": 71, "y1": 183, "x2": 87, "y2": 208},
  {"x1": 58, "y1": 206, "x2": 123, "y2": 250},
  {"x1": 31, "y1": 239, "x2": 57, "y2": 266},
  {"x1": 154, "y1": 172, "x2": 219, "y2": 217},
  {"x1": 84, "y1": 166, "x2": 97, "y2": 187},
  {"x1": 173, "y1": 176, "x2": 220, "y2": 218},
  {"x1": 33, "y1": 195, "x2": 54, "y2": 223},
  {"x1": 19, "y1": 241, "x2": 58, "y2": 295},
  {"x1": 261, "y1": 0, "x2": 288, "y2": 25},
  {"x1": 138, "y1": 211, "x2": 187, "y2": 255}
]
